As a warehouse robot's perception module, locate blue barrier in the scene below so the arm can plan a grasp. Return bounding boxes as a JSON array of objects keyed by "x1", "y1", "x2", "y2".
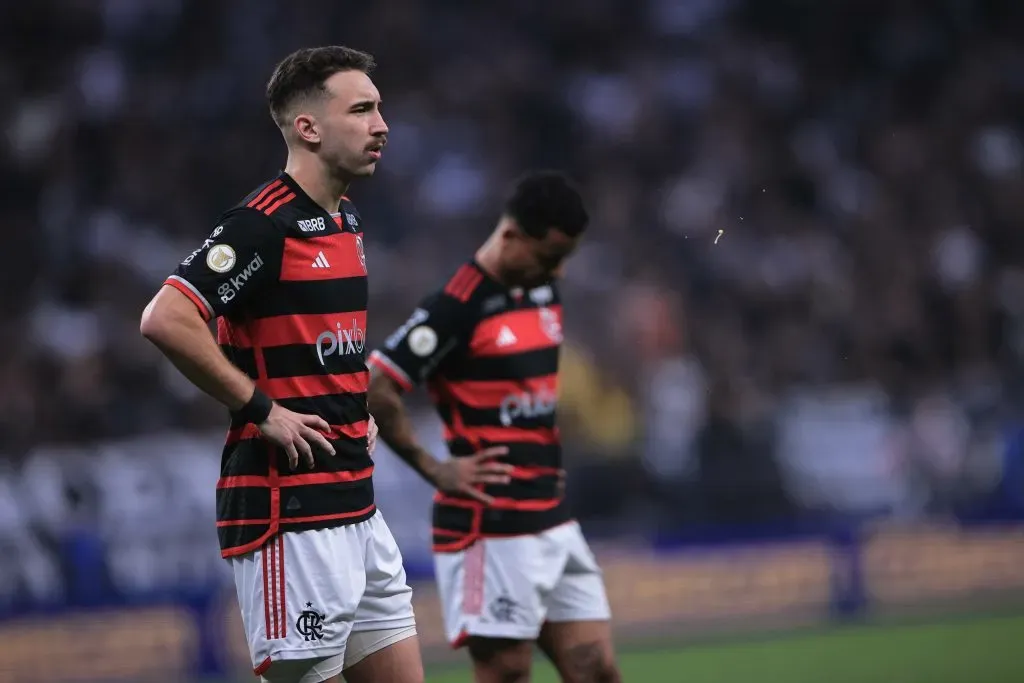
[
  {"x1": 3, "y1": 419, "x2": 1024, "y2": 681},
  {"x1": 3, "y1": 518, "x2": 1024, "y2": 681}
]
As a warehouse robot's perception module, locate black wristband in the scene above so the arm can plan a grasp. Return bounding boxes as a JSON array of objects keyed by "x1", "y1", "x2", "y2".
[{"x1": 233, "y1": 387, "x2": 273, "y2": 425}]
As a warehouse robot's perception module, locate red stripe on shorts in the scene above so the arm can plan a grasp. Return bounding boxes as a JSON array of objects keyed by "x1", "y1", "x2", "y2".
[
  {"x1": 463, "y1": 541, "x2": 486, "y2": 616},
  {"x1": 263, "y1": 536, "x2": 287, "y2": 641},
  {"x1": 278, "y1": 535, "x2": 287, "y2": 639},
  {"x1": 263, "y1": 543, "x2": 272, "y2": 639},
  {"x1": 270, "y1": 537, "x2": 279, "y2": 640}
]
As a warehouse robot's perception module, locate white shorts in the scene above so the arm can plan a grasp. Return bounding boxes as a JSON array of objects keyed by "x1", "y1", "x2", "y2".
[
  {"x1": 229, "y1": 511, "x2": 416, "y2": 681},
  {"x1": 434, "y1": 521, "x2": 611, "y2": 645}
]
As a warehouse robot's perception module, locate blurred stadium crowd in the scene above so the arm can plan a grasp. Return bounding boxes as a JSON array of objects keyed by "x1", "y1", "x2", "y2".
[{"x1": 2, "y1": 0, "x2": 1024, "y2": 535}]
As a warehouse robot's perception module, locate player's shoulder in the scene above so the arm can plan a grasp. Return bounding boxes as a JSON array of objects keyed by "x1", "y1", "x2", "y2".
[
  {"x1": 210, "y1": 202, "x2": 281, "y2": 241},
  {"x1": 425, "y1": 261, "x2": 513, "y2": 328},
  {"x1": 440, "y1": 261, "x2": 490, "y2": 304},
  {"x1": 233, "y1": 174, "x2": 323, "y2": 220},
  {"x1": 234, "y1": 176, "x2": 296, "y2": 216},
  {"x1": 212, "y1": 177, "x2": 292, "y2": 236}
]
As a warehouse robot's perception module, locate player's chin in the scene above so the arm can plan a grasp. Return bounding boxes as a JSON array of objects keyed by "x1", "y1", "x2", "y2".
[
  {"x1": 338, "y1": 157, "x2": 380, "y2": 178},
  {"x1": 351, "y1": 161, "x2": 379, "y2": 177},
  {"x1": 522, "y1": 272, "x2": 551, "y2": 288}
]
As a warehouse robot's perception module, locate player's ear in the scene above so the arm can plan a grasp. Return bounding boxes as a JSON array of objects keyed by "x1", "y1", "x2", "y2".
[
  {"x1": 499, "y1": 220, "x2": 522, "y2": 243},
  {"x1": 293, "y1": 113, "x2": 321, "y2": 145}
]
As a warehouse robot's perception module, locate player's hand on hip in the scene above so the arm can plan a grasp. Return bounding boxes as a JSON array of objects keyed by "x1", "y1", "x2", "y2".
[
  {"x1": 259, "y1": 403, "x2": 335, "y2": 470},
  {"x1": 435, "y1": 446, "x2": 512, "y2": 506},
  {"x1": 367, "y1": 414, "x2": 379, "y2": 456}
]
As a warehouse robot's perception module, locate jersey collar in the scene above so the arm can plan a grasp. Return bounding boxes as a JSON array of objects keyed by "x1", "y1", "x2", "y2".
[{"x1": 277, "y1": 172, "x2": 345, "y2": 220}]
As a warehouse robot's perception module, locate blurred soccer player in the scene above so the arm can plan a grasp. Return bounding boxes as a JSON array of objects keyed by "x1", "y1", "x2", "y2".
[
  {"x1": 368, "y1": 172, "x2": 621, "y2": 683},
  {"x1": 140, "y1": 47, "x2": 423, "y2": 683}
]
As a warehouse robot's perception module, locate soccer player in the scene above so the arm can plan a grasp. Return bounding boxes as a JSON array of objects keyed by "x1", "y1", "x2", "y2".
[
  {"x1": 367, "y1": 172, "x2": 621, "y2": 683},
  {"x1": 140, "y1": 47, "x2": 423, "y2": 683}
]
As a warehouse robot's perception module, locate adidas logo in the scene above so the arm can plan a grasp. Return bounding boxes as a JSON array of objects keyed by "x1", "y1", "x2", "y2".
[
  {"x1": 311, "y1": 251, "x2": 331, "y2": 268},
  {"x1": 496, "y1": 325, "x2": 518, "y2": 347}
]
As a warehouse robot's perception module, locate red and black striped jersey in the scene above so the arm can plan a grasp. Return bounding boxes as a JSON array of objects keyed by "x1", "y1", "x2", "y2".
[
  {"x1": 163, "y1": 173, "x2": 375, "y2": 558},
  {"x1": 369, "y1": 261, "x2": 570, "y2": 552}
]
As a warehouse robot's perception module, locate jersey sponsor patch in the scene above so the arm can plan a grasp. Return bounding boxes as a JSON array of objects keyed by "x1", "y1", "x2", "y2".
[
  {"x1": 316, "y1": 318, "x2": 367, "y2": 366},
  {"x1": 217, "y1": 252, "x2": 264, "y2": 303},
  {"x1": 355, "y1": 235, "x2": 366, "y2": 272},
  {"x1": 207, "y1": 244, "x2": 237, "y2": 273},
  {"x1": 296, "y1": 217, "x2": 327, "y2": 232},
  {"x1": 529, "y1": 285, "x2": 553, "y2": 305},
  {"x1": 408, "y1": 326, "x2": 438, "y2": 357}
]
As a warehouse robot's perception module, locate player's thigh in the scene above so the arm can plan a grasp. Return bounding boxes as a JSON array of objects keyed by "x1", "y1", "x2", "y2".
[
  {"x1": 433, "y1": 535, "x2": 557, "y2": 646},
  {"x1": 343, "y1": 512, "x2": 420, "y2": 678},
  {"x1": 342, "y1": 627, "x2": 423, "y2": 683},
  {"x1": 538, "y1": 523, "x2": 618, "y2": 683},
  {"x1": 537, "y1": 621, "x2": 620, "y2": 683},
  {"x1": 467, "y1": 636, "x2": 535, "y2": 683},
  {"x1": 350, "y1": 511, "x2": 416, "y2": 634},
  {"x1": 230, "y1": 529, "x2": 366, "y2": 681},
  {"x1": 258, "y1": 654, "x2": 344, "y2": 683},
  {"x1": 543, "y1": 522, "x2": 612, "y2": 625}
]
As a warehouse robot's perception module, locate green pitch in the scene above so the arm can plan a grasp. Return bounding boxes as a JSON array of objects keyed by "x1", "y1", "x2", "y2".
[{"x1": 426, "y1": 613, "x2": 1024, "y2": 683}]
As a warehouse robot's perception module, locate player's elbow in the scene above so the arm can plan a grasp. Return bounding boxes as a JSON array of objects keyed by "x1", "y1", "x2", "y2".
[
  {"x1": 139, "y1": 296, "x2": 168, "y2": 342},
  {"x1": 140, "y1": 286, "x2": 201, "y2": 345}
]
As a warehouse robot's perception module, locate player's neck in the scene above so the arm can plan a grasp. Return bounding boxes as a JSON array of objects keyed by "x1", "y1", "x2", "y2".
[
  {"x1": 474, "y1": 238, "x2": 512, "y2": 288},
  {"x1": 283, "y1": 157, "x2": 349, "y2": 214}
]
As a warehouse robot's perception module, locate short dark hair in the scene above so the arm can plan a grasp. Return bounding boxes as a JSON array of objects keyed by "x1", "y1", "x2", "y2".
[
  {"x1": 266, "y1": 46, "x2": 376, "y2": 127},
  {"x1": 504, "y1": 171, "x2": 589, "y2": 239}
]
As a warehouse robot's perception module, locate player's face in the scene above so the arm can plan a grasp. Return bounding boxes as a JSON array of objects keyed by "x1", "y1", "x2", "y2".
[
  {"x1": 318, "y1": 70, "x2": 388, "y2": 178},
  {"x1": 504, "y1": 227, "x2": 578, "y2": 287}
]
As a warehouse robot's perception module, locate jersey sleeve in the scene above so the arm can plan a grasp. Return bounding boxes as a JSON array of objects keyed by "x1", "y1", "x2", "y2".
[
  {"x1": 163, "y1": 209, "x2": 280, "y2": 320},
  {"x1": 369, "y1": 292, "x2": 470, "y2": 392}
]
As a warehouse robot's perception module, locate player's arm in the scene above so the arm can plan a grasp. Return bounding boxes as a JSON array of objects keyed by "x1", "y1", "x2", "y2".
[
  {"x1": 367, "y1": 299, "x2": 460, "y2": 484},
  {"x1": 141, "y1": 285, "x2": 255, "y2": 410},
  {"x1": 141, "y1": 210, "x2": 333, "y2": 467},
  {"x1": 368, "y1": 298, "x2": 511, "y2": 504},
  {"x1": 367, "y1": 369, "x2": 441, "y2": 481}
]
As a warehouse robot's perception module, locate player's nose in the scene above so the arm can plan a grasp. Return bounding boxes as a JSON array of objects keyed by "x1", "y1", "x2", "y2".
[{"x1": 371, "y1": 112, "x2": 388, "y2": 136}]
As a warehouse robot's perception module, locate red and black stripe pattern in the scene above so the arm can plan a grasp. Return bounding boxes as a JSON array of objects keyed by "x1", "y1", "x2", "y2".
[
  {"x1": 370, "y1": 263, "x2": 570, "y2": 552},
  {"x1": 166, "y1": 174, "x2": 375, "y2": 558}
]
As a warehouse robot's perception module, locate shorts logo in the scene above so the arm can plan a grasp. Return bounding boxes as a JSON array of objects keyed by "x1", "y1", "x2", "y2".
[
  {"x1": 295, "y1": 602, "x2": 326, "y2": 641},
  {"x1": 206, "y1": 244, "x2": 236, "y2": 273},
  {"x1": 489, "y1": 595, "x2": 520, "y2": 623}
]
